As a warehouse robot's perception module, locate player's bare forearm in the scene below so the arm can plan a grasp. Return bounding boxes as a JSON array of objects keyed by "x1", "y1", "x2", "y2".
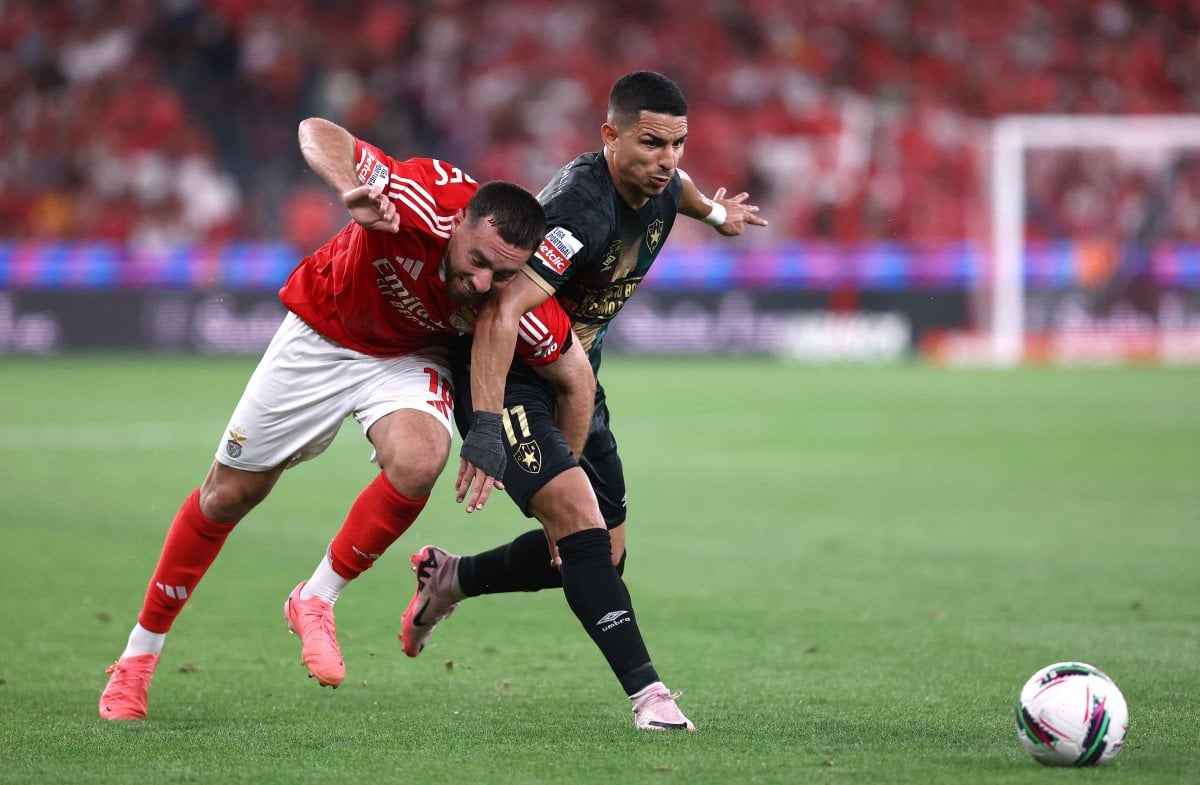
[
  {"x1": 468, "y1": 303, "x2": 521, "y2": 416},
  {"x1": 298, "y1": 117, "x2": 399, "y2": 233},
  {"x1": 533, "y1": 333, "x2": 595, "y2": 458},
  {"x1": 677, "y1": 168, "x2": 769, "y2": 236},
  {"x1": 469, "y1": 272, "x2": 552, "y2": 414},
  {"x1": 299, "y1": 118, "x2": 359, "y2": 195},
  {"x1": 457, "y1": 271, "x2": 552, "y2": 511}
]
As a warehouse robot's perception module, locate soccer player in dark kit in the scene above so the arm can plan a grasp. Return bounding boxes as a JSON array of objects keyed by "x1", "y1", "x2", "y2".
[{"x1": 401, "y1": 71, "x2": 767, "y2": 731}]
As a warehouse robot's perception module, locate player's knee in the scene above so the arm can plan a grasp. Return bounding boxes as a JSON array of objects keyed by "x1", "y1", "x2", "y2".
[
  {"x1": 380, "y1": 452, "x2": 445, "y2": 499},
  {"x1": 370, "y1": 410, "x2": 451, "y2": 498},
  {"x1": 551, "y1": 514, "x2": 603, "y2": 537},
  {"x1": 200, "y1": 471, "x2": 273, "y2": 522},
  {"x1": 538, "y1": 505, "x2": 605, "y2": 544},
  {"x1": 529, "y1": 468, "x2": 606, "y2": 541}
]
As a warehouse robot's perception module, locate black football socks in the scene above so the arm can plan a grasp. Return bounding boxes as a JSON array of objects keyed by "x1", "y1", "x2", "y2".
[
  {"x1": 557, "y1": 527, "x2": 658, "y2": 696},
  {"x1": 457, "y1": 526, "x2": 630, "y2": 597},
  {"x1": 457, "y1": 528, "x2": 563, "y2": 595}
]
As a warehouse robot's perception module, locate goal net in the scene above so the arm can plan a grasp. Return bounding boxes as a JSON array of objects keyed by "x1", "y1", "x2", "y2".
[{"x1": 945, "y1": 115, "x2": 1200, "y2": 365}]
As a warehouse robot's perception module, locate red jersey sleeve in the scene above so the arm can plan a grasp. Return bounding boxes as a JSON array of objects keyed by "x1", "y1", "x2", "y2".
[
  {"x1": 515, "y1": 296, "x2": 572, "y2": 366},
  {"x1": 352, "y1": 137, "x2": 394, "y2": 193},
  {"x1": 352, "y1": 138, "x2": 478, "y2": 238}
]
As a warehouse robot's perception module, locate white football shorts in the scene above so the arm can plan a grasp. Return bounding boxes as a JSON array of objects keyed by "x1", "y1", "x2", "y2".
[{"x1": 214, "y1": 312, "x2": 455, "y2": 472}]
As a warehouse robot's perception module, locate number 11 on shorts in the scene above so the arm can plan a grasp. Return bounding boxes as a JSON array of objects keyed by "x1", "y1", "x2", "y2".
[{"x1": 500, "y1": 405, "x2": 531, "y2": 447}]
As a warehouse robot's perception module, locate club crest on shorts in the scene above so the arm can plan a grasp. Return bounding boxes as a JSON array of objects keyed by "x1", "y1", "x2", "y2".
[
  {"x1": 514, "y1": 440, "x2": 542, "y2": 473},
  {"x1": 226, "y1": 428, "x2": 246, "y2": 459}
]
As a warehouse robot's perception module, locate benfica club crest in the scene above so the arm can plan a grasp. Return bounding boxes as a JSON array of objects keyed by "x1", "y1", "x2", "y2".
[
  {"x1": 514, "y1": 440, "x2": 542, "y2": 473},
  {"x1": 225, "y1": 428, "x2": 246, "y2": 459},
  {"x1": 645, "y1": 219, "x2": 664, "y2": 253}
]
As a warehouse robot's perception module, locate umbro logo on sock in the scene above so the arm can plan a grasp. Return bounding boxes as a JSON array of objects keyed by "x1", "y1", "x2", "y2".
[
  {"x1": 155, "y1": 582, "x2": 188, "y2": 600},
  {"x1": 596, "y1": 610, "x2": 629, "y2": 631}
]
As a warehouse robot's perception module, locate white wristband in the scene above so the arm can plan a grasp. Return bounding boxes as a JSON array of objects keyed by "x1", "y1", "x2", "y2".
[{"x1": 702, "y1": 201, "x2": 727, "y2": 227}]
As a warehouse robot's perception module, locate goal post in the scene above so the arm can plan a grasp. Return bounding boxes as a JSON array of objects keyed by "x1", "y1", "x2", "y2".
[{"x1": 989, "y1": 114, "x2": 1200, "y2": 365}]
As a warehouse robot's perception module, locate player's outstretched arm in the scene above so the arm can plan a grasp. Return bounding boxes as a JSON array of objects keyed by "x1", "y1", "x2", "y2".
[
  {"x1": 677, "y1": 168, "x2": 768, "y2": 236},
  {"x1": 456, "y1": 270, "x2": 552, "y2": 512},
  {"x1": 297, "y1": 117, "x2": 399, "y2": 233}
]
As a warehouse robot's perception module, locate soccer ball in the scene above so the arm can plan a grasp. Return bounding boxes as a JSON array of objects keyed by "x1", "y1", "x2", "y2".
[{"x1": 1015, "y1": 661, "x2": 1128, "y2": 766}]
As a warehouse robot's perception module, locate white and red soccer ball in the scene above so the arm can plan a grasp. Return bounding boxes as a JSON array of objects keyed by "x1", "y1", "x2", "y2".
[{"x1": 1016, "y1": 661, "x2": 1128, "y2": 766}]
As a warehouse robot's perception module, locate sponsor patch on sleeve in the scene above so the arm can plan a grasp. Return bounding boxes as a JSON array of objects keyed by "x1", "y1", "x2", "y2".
[
  {"x1": 534, "y1": 227, "x2": 583, "y2": 276},
  {"x1": 356, "y1": 151, "x2": 389, "y2": 188}
]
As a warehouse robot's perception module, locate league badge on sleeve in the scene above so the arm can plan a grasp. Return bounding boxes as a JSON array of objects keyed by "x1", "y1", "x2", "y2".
[
  {"x1": 355, "y1": 148, "x2": 389, "y2": 188},
  {"x1": 534, "y1": 227, "x2": 583, "y2": 276}
]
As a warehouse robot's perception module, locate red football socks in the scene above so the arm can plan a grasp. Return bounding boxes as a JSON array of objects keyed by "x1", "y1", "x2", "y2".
[
  {"x1": 138, "y1": 488, "x2": 237, "y2": 633},
  {"x1": 329, "y1": 472, "x2": 428, "y2": 579}
]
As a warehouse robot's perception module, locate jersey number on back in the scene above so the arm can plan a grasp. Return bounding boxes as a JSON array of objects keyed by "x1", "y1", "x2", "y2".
[{"x1": 432, "y1": 160, "x2": 475, "y2": 186}]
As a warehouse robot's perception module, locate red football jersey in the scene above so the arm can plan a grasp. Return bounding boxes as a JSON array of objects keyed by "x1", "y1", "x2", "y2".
[{"x1": 280, "y1": 138, "x2": 566, "y2": 365}]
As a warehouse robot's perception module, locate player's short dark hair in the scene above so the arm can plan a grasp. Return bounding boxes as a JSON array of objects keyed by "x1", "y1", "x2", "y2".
[
  {"x1": 466, "y1": 181, "x2": 547, "y2": 251},
  {"x1": 607, "y1": 71, "x2": 688, "y2": 127}
]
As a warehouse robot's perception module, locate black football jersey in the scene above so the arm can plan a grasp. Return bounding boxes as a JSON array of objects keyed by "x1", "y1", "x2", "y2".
[{"x1": 525, "y1": 151, "x2": 682, "y2": 366}]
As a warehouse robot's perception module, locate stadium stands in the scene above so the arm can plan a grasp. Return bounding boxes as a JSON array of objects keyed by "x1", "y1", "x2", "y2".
[{"x1": 2, "y1": 0, "x2": 1198, "y2": 247}]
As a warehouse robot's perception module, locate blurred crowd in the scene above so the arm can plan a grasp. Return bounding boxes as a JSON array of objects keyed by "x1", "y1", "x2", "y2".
[{"x1": 2, "y1": 0, "x2": 1200, "y2": 251}]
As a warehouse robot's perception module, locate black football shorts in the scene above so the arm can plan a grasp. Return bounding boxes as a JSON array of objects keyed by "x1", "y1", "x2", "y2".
[{"x1": 451, "y1": 362, "x2": 627, "y2": 529}]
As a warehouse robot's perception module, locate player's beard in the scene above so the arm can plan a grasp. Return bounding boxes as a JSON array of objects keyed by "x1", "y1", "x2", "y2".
[
  {"x1": 440, "y1": 257, "x2": 477, "y2": 305},
  {"x1": 447, "y1": 271, "x2": 479, "y2": 305}
]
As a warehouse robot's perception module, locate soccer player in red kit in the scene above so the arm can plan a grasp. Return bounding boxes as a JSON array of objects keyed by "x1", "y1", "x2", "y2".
[{"x1": 98, "y1": 118, "x2": 591, "y2": 720}]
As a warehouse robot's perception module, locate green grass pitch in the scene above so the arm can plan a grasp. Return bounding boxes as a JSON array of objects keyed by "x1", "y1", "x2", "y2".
[{"x1": 0, "y1": 354, "x2": 1197, "y2": 784}]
